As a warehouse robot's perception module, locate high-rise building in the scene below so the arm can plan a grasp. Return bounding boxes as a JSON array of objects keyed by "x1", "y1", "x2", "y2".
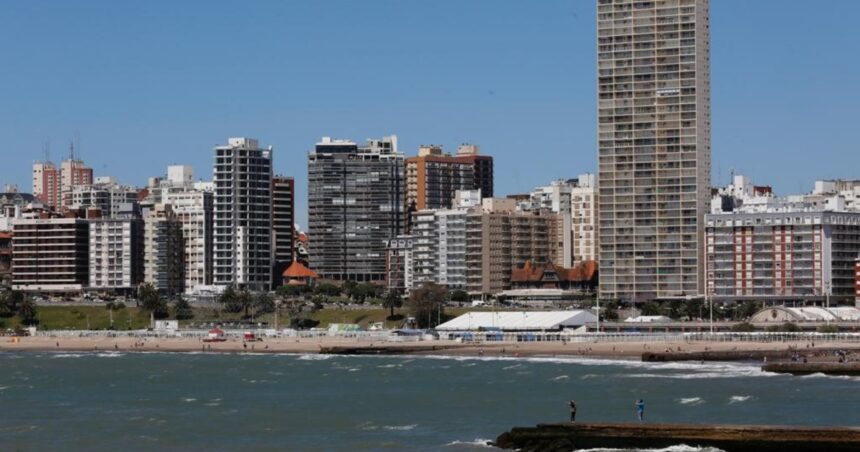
[
  {"x1": 705, "y1": 211, "x2": 860, "y2": 305},
  {"x1": 61, "y1": 157, "x2": 94, "y2": 196},
  {"x1": 32, "y1": 161, "x2": 61, "y2": 208},
  {"x1": 88, "y1": 204, "x2": 144, "y2": 294},
  {"x1": 597, "y1": 0, "x2": 711, "y2": 302},
  {"x1": 163, "y1": 190, "x2": 213, "y2": 294},
  {"x1": 385, "y1": 235, "x2": 415, "y2": 293},
  {"x1": 12, "y1": 218, "x2": 90, "y2": 292},
  {"x1": 272, "y1": 176, "x2": 295, "y2": 287},
  {"x1": 69, "y1": 178, "x2": 139, "y2": 218},
  {"x1": 146, "y1": 165, "x2": 214, "y2": 294},
  {"x1": 308, "y1": 136, "x2": 404, "y2": 282},
  {"x1": 213, "y1": 138, "x2": 273, "y2": 291},
  {"x1": 143, "y1": 204, "x2": 184, "y2": 295},
  {"x1": 405, "y1": 144, "x2": 493, "y2": 216}
]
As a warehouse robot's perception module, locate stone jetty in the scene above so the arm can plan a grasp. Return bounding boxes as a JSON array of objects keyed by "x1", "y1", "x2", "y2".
[{"x1": 494, "y1": 422, "x2": 860, "y2": 452}]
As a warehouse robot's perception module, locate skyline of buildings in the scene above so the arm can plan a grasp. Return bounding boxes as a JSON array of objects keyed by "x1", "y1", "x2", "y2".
[{"x1": 1, "y1": 0, "x2": 858, "y2": 308}]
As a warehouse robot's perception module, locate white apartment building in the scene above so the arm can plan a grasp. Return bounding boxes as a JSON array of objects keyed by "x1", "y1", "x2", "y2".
[
  {"x1": 69, "y1": 180, "x2": 139, "y2": 218},
  {"x1": 406, "y1": 192, "x2": 564, "y2": 295},
  {"x1": 163, "y1": 190, "x2": 213, "y2": 294},
  {"x1": 213, "y1": 138, "x2": 273, "y2": 291},
  {"x1": 88, "y1": 206, "x2": 143, "y2": 294},
  {"x1": 597, "y1": 0, "x2": 711, "y2": 302},
  {"x1": 144, "y1": 165, "x2": 214, "y2": 294}
]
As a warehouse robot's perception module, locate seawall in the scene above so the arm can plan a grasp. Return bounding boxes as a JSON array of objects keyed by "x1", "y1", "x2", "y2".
[{"x1": 494, "y1": 422, "x2": 860, "y2": 452}]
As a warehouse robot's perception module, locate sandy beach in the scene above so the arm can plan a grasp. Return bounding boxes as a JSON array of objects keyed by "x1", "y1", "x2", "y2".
[{"x1": 3, "y1": 334, "x2": 860, "y2": 361}]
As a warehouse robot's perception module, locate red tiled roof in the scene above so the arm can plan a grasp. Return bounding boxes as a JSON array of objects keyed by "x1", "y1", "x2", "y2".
[
  {"x1": 283, "y1": 260, "x2": 319, "y2": 279},
  {"x1": 511, "y1": 260, "x2": 598, "y2": 283}
]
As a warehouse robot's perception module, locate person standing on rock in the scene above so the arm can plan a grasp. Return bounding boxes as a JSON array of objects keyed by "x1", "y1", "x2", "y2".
[
  {"x1": 635, "y1": 399, "x2": 645, "y2": 422},
  {"x1": 569, "y1": 400, "x2": 577, "y2": 422}
]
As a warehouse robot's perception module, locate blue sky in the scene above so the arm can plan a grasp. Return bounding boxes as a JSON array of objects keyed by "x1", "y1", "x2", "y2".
[{"x1": 2, "y1": 1, "x2": 859, "y2": 227}]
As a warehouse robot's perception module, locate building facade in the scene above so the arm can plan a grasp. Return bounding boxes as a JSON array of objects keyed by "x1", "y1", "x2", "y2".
[
  {"x1": 308, "y1": 136, "x2": 404, "y2": 282},
  {"x1": 272, "y1": 176, "x2": 295, "y2": 287},
  {"x1": 88, "y1": 206, "x2": 144, "y2": 294},
  {"x1": 405, "y1": 144, "x2": 493, "y2": 215},
  {"x1": 597, "y1": 0, "x2": 711, "y2": 302},
  {"x1": 705, "y1": 211, "x2": 860, "y2": 304},
  {"x1": 12, "y1": 218, "x2": 90, "y2": 292},
  {"x1": 385, "y1": 235, "x2": 414, "y2": 292},
  {"x1": 162, "y1": 190, "x2": 213, "y2": 294},
  {"x1": 69, "y1": 179, "x2": 139, "y2": 218},
  {"x1": 213, "y1": 138, "x2": 273, "y2": 291},
  {"x1": 143, "y1": 204, "x2": 184, "y2": 295},
  {"x1": 32, "y1": 161, "x2": 61, "y2": 209},
  {"x1": 519, "y1": 174, "x2": 598, "y2": 266},
  {"x1": 406, "y1": 195, "x2": 564, "y2": 295}
]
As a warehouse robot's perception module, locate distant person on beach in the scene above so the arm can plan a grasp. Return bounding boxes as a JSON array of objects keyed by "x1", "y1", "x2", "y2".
[
  {"x1": 635, "y1": 399, "x2": 645, "y2": 422},
  {"x1": 569, "y1": 400, "x2": 577, "y2": 422}
]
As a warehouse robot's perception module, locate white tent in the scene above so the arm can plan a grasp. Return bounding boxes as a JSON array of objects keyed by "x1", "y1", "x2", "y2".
[
  {"x1": 624, "y1": 315, "x2": 672, "y2": 323},
  {"x1": 435, "y1": 310, "x2": 597, "y2": 331}
]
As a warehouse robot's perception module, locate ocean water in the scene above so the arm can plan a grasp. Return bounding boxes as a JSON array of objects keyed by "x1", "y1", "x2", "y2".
[{"x1": 0, "y1": 352, "x2": 857, "y2": 451}]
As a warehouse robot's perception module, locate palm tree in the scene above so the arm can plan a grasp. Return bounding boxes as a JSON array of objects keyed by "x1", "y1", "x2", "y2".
[
  {"x1": 382, "y1": 289, "x2": 403, "y2": 319},
  {"x1": 18, "y1": 298, "x2": 38, "y2": 326}
]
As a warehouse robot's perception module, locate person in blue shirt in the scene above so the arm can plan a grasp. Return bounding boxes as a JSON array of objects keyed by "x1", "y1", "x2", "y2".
[{"x1": 635, "y1": 399, "x2": 645, "y2": 422}]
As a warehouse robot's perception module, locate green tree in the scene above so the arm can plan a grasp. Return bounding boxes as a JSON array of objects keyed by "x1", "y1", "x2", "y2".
[
  {"x1": 666, "y1": 299, "x2": 683, "y2": 319},
  {"x1": 17, "y1": 297, "x2": 38, "y2": 325},
  {"x1": 277, "y1": 284, "x2": 308, "y2": 299},
  {"x1": 640, "y1": 302, "x2": 663, "y2": 316},
  {"x1": 450, "y1": 290, "x2": 469, "y2": 304},
  {"x1": 254, "y1": 292, "x2": 276, "y2": 316},
  {"x1": 731, "y1": 322, "x2": 756, "y2": 332},
  {"x1": 219, "y1": 286, "x2": 243, "y2": 314},
  {"x1": 682, "y1": 299, "x2": 704, "y2": 321},
  {"x1": 602, "y1": 300, "x2": 620, "y2": 321},
  {"x1": 314, "y1": 283, "x2": 341, "y2": 297},
  {"x1": 173, "y1": 296, "x2": 194, "y2": 320},
  {"x1": 0, "y1": 290, "x2": 24, "y2": 318},
  {"x1": 738, "y1": 301, "x2": 762, "y2": 320},
  {"x1": 382, "y1": 289, "x2": 403, "y2": 319},
  {"x1": 138, "y1": 283, "x2": 168, "y2": 319},
  {"x1": 407, "y1": 282, "x2": 447, "y2": 328},
  {"x1": 238, "y1": 290, "x2": 254, "y2": 317}
]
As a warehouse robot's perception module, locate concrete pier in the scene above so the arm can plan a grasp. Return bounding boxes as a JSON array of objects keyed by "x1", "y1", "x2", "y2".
[
  {"x1": 494, "y1": 422, "x2": 860, "y2": 452},
  {"x1": 762, "y1": 362, "x2": 860, "y2": 376},
  {"x1": 642, "y1": 347, "x2": 856, "y2": 362}
]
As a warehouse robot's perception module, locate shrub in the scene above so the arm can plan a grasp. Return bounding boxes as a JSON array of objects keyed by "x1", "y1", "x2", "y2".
[
  {"x1": 817, "y1": 324, "x2": 840, "y2": 333},
  {"x1": 731, "y1": 322, "x2": 756, "y2": 332}
]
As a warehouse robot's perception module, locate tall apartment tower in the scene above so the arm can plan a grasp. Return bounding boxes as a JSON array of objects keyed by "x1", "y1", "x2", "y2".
[
  {"x1": 271, "y1": 175, "x2": 295, "y2": 287},
  {"x1": 213, "y1": 138, "x2": 273, "y2": 291},
  {"x1": 308, "y1": 136, "x2": 404, "y2": 282},
  {"x1": 143, "y1": 204, "x2": 184, "y2": 295},
  {"x1": 32, "y1": 162, "x2": 61, "y2": 208},
  {"x1": 597, "y1": 0, "x2": 711, "y2": 302}
]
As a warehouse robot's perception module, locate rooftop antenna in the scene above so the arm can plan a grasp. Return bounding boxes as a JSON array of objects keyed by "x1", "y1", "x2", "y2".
[{"x1": 74, "y1": 130, "x2": 81, "y2": 161}]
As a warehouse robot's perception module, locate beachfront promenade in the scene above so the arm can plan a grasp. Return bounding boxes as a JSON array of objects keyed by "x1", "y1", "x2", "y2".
[{"x1": 3, "y1": 330, "x2": 860, "y2": 359}]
